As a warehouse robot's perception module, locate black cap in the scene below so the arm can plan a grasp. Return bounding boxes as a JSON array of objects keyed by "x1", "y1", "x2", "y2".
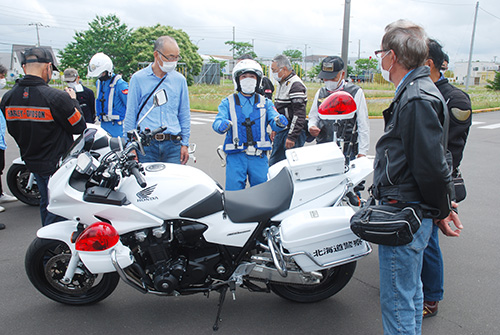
[
  {"x1": 318, "y1": 56, "x2": 344, "y2": 80},
  {"x1": 22, "y1": 47, "x2": 59, "y2": 71}
]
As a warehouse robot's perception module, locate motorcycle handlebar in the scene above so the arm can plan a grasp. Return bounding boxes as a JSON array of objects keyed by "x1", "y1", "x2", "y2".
[{"x1": 131, "y1": 166, "x2": 147, "y2": 188}]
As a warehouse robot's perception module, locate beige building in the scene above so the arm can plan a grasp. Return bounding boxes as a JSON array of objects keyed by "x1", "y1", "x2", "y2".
[{"x1": 453, "y1": 61, "x2": 499, "y2": 86}]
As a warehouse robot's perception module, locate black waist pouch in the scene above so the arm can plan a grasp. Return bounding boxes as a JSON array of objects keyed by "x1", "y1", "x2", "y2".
[{"x1": 350, "y1": 204, "x2": 423, "y2": 246}]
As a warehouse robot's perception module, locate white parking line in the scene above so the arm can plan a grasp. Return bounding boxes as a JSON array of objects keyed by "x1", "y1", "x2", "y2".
[
  {"x1": 191, "y1": 117, "x2": 215, "y2": 121},
  {"x1": 478, "y1": 123, "x2": 500, "y2": 129},
  {"x1": 472, "y1": 121, "x2": 485, "y2": 126}
]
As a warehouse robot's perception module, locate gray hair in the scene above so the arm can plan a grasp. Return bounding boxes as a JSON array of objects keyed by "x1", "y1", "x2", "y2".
[
  {"x1": 382, "y1": 19, "x2": 428, "y2": 70},
  {"x1": 0, "y1": 64, "x2": 7, "y2": 75},
  {"x1": 272, "y1": 54, "x2": 292, "y2": 70},
  {"x1": 154, "y1": 36, "x2": 178, "y2": 51}
]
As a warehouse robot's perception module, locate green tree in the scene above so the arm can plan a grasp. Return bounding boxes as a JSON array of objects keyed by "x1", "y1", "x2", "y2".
[
  {"x1": 354, "y1": 58, "x2": 378, "y2": 72},
  {"x1": 224, "y1": 41, "x2": 256, "y2": 59},
  {"x1": 283, "y1": 49, "x2": 302, "y2": 62},
  {"x1": 130, "y1": 24, "x2": 203, "y2": 85},
  {"x1": 347, "y1": 65, "x2": 354, "y2": 77},
  {"x1": 59, "y1": 14, "x2": 133, "y2": 80},
  {"x1": 307, "y1": 64, "x2": 321, "y2": 79},
  {"x1": 486, "y1": 71, "x2": 500, "y2": 90}
]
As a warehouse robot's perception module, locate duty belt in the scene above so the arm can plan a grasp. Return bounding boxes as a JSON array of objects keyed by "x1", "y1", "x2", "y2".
[
  {"x1": 154, "y1": 133, "x2": 182, "y2": 142},
  {"x1": 245, "y1": 146, "x2": 266, "y2": 156}
]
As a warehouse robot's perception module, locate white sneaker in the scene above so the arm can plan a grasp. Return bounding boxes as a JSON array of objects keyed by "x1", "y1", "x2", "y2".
[
  {"x1": 0, "y1": 193, "x2": 18, "y2": 204},
  {"x1": 0, "y1": 205, "x2": 5, "y2": 213}
]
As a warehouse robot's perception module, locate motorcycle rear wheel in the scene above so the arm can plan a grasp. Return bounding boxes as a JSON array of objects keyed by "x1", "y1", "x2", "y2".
[
  {"x1": 25, "y1": 238, "x2": 119, "y2": 305},
  {"x1": 269, "y1": 261, "x2": 356, "y2": 303},
  {"x1": 6, "y1": 164, "x2": 40, "y2": 206}
]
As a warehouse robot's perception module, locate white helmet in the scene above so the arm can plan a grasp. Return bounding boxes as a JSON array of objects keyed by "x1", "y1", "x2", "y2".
[
  {"x1": 232, "y1": 59, "x2": 263, "y2": 93},
  {"x1": 88, "y1": 52, "x2": 113, "y2": 78}
]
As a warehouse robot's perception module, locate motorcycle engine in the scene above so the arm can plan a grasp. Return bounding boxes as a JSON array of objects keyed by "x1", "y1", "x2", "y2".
[{"x1": 125, "y1": 220, "x2": 223, "y2": 293}]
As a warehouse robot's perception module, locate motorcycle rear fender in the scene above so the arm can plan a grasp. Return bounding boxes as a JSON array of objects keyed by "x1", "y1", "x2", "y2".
[
  {"x1": 36, "y1": 220, "x2": 134, "y2": 274},
  {"x1": 12, "y1": 157, "x2": 25, "y2": 165}
]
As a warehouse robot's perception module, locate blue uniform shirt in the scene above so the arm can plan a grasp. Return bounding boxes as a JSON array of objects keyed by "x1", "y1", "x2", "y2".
[
  {"x1": 0, "y1": 112, "x2": 6, "y2": 150},
  {"x1": 213, "y1": 92, "x2": 281, "y2": 152},
  {"x1": 124, "y1": 65, "x2": 191, "y2": 147},
  {"x1": 95, "y1": 74, "x2": 128, "y2": 122}
]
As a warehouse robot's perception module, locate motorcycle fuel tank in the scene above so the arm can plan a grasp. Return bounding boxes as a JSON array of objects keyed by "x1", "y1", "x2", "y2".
[{"x1": 119, "y1": 163, "x2": 221, "y2": 219}]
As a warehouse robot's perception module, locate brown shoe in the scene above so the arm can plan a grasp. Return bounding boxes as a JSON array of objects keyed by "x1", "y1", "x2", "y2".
[{"x1": 423, "y1": 301, "x2": 438, "y2": 318}]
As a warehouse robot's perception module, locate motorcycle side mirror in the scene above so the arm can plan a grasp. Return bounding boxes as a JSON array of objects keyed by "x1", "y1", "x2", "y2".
[
  {"x1": 318, "y1": 91, "x2": 357, "y2": 121},
  {"x1": 153, "y1": 89, "x2": 168, "y2": 107},
  {"x1": 137, "y1": 89, "x2": 168, "y2": 128}
]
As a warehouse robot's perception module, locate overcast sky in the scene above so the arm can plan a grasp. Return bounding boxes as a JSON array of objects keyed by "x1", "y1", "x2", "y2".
[{"x1": 1, "y1": 0, "x2": 499, "y2": 68}]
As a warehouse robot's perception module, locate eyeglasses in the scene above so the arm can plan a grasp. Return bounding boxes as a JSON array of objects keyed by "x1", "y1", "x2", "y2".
[
  {"x1": 157, "y1": 50, "x2": 182, "y2": 62},
  {"x1": 374, "y1": 49, "x2": 390, "y2": 59}
]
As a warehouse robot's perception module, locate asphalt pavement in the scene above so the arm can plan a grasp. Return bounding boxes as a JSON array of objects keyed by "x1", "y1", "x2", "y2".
[{"x1": 0, "y1": 107, "x2": 499, "y2": 334}]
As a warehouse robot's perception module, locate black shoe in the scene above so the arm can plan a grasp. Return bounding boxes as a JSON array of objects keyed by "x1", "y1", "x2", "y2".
[{"x1": 0, "y1": 223, "x2": 5, "y2": 230}]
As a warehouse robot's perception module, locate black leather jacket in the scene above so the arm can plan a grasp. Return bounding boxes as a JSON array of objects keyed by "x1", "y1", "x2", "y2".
[{"x1": 373, "y1": 66, "x2": 453, "y2": 219}]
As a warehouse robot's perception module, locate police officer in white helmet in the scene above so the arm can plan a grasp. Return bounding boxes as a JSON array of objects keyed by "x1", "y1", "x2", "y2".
[
  {"x1": 88, "y1": 52, "x2": 128, "y2": 137},
  {"x1": 212, "y1": 59, "x2": 287, "y2": 190}
]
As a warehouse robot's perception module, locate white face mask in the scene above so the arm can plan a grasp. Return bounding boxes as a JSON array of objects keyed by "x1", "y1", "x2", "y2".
[
  {"x1": 66, "y1": 81, "x2": 77, "y2": 89},
  {"x1": 159, "y1": 59, "x2": 177, "y2": 73},
  {"x1": 380, "y1": 51, "x2": 393, "y2": 83},
  {"x1": 0, "y1": 78, "x2": 6, "y2": 89},
  {"x1": 324, "y1": 80, "x2": 340, "y2": 91},
  {"x1": 240, "y1": 77, "x2": 257, "y2": 94},
  {"x1": 272, "y1": 70, "x2": 281, "y2": 82}
]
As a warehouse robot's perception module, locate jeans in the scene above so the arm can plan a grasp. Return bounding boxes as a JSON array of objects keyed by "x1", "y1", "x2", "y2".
[
  {"x1": 421, "y1": 224, "x2": 444, "y2": 302},
  {"x1": 225, "y1": 151, "x2": 269, "y2": 191},
  {"x1": 378, "y1": 218, "x2": 433, "y2": 335},
  {"x1": 138, "y1": 139, "x2": 181, "y2": 164},
  {"x1": 33, "y1": 173, "x2": 65, "y2": 227},
  {"x1": 269, "y1": 129, "x2": 306, "y2": 167}
]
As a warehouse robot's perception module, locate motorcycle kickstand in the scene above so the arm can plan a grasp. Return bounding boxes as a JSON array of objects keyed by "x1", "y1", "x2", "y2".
[{"x1": 212, "y1": 285, "x2": 228, "y2": 331}]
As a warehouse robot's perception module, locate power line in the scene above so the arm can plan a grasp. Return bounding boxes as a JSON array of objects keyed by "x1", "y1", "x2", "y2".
[{"x1": 479, "y1": 6, "x2": 500, "y2": 21}]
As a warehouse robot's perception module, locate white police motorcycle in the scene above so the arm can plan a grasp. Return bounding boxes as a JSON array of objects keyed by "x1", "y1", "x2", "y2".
[{"x1": 24, "y1": 90, "x2": 372, "y2": 330}]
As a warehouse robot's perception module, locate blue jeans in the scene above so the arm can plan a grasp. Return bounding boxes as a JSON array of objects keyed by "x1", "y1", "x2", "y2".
[
  {"x1": 33, "y1": 173, "x2": 66, "y2": 227},
  {"x1": 269, "y1": 129, "x2": 306, "y2": 167},
  {"x1": 378, "y1": 218, "x2": 433, "y2": 335},
  {"x1": 138, "y1": 139, "x2": 181, "y2": 163},
  {"x1": 225, "y1": 151, "x2": 269, "y2": 191},
  {"x1": 421, "y1": 224, "x2": 444, "y2": 302}
]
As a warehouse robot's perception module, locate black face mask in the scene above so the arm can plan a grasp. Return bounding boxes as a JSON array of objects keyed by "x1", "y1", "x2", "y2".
[{"x1": 99, "y1": 72, "x2": 111, "y2": 81}]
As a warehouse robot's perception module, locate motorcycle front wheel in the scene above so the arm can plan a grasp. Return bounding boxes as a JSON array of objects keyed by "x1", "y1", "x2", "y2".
[
  {"x1": 25, "y1": 238, "x2": 120, "y2": 305},
  {"x1": 6, "y1": 164, "x2": 40, "y2": 206},
  {"x1": 269, "y1": 261, "x2": 356, "y2": 303}
]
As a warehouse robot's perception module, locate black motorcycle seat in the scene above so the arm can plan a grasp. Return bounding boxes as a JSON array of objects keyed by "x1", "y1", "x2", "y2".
[{"x1": 224, "y1": 168, "x2": 294, "y2": 223}]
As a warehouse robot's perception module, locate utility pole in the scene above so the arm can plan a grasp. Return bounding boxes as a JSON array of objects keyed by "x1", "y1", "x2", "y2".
[
  {"x1": 341, "y1": 0, "x2": 351, "y2": 71},
  {"x1": 304, "y1": 44, "x2": 308, "y2": 76},
  {"x1": 29, "y1": 22, "x2": 46, "y2": 46},
  {"x1": 358, "y1": 39, "x2": 361, "y2": 60},
  {"x1": 232, "y1": 26, "x2": 235, "y2": 60},
  {"x1": 465, "y1": 1, "x2": 479, "y2": 91}
]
